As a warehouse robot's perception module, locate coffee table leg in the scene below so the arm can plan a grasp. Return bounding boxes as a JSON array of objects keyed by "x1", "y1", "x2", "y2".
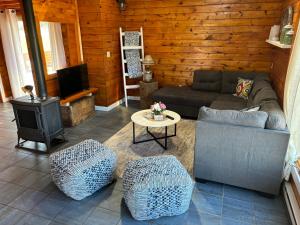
[
  {"x1": 132, "y1": 122, "x2": 136, "y2": 144},
  {"x1": 165, "y1": 126, "x2": 168, "y2": 149}
]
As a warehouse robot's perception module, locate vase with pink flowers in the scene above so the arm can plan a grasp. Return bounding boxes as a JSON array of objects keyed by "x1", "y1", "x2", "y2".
[{"x1": 150, "y1": 102, "x2": 166, "y2": 121}]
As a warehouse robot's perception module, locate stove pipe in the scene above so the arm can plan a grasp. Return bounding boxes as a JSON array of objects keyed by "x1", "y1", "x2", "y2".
[{"x1": 22, "y1": 0, "x2": 48, "y2": 99}]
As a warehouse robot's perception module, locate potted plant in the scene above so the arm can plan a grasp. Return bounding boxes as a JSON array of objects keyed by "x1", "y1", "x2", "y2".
[{"x1": 150, "y1": 102, "x2": 166, "y2": 121}]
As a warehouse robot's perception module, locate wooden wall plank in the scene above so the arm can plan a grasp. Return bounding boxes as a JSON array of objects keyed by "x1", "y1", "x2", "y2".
[
  {"x1": 123, "y1": 0, "x2": 282, "y2": 88},
  {"x1": 78, "y1": 0, "x2": 122, "y2": 106}
]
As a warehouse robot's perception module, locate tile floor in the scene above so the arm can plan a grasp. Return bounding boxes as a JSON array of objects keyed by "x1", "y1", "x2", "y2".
[{"x1": 0, "y1": 101, "x2": 291, "y2": 225}]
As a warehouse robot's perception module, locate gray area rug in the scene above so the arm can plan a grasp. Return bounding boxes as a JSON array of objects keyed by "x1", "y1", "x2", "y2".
[{"x1": 104, "y1": 119, "x2": 195, "y2": 178}]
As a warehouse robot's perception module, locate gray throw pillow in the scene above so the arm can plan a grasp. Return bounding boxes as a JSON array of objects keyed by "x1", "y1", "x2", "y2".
[{"x1": 198, "y1": 106, "x2": 268, "y2": 128}]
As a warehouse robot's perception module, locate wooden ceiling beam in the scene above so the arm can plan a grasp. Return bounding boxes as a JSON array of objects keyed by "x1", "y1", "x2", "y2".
[{"x1": 0, "y1": 0, "x2": 21, "y2": 9}]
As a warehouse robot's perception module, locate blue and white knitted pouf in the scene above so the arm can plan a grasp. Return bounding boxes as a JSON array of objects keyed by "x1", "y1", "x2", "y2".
[
  {"x1": 123, "y1": 155, "x2": 194, "y2": 220},
  {"x1": 49, "y1": 139, "x2": 117, "y2": 200}
]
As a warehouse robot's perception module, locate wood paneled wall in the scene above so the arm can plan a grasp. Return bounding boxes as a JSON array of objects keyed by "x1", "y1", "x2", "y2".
[
  {"x1": 0, "y1": 36, "x2": 12, "y2": 101},
  {"x1": 270, "y1": 0, "x2": 300, "y2": 105},
  {"x1": 123, "y1": 0, "x2": 282, "y2": 87},
  {"x1": 78, "y1": 0, "x2": 122, "y2": 106}
]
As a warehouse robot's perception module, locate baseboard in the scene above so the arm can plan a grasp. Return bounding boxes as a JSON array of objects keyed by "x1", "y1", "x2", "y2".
[
  {"x1": 95, "y1": 99, "x2": 123, "y2": 111},
  {"x1": 95, "y1": 96, "x2": 140, "y2": 111}
]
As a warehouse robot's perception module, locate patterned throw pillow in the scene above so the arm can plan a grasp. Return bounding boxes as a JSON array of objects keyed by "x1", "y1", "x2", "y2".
[{"x1": 234, "y1": 78, "x2": 254, "y2": 99}]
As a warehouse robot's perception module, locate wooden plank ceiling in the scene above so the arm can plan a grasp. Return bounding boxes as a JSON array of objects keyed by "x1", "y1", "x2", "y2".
[{"x1": 0, "y1": 0, "x2": 20, "y2": 9}]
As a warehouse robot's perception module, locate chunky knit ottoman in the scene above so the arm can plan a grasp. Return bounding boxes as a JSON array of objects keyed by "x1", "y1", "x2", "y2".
[
  {"x1": 49, "y1": 139, "x2": 117, "y2": 200},
  {"x1": 123, "y1": 156, "x2": 194, "y2": 220}
]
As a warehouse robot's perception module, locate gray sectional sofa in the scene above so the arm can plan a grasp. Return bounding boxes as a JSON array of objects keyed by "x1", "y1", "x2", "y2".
[{"x1": 153, "y1": 70, "x2": 289, "y2": 195}]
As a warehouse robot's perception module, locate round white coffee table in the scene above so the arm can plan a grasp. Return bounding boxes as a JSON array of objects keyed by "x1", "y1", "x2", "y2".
[{"x1": 131, "y1": 109, "x2": 181, "y2": 149}]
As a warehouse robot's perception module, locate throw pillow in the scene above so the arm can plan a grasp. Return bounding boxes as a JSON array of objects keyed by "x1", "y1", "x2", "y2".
[
  {"x1": 240, "y1": 105, "x2": 261, "y2": 112},
  {"x1": 234, "y1": 78, "x2": 254, "y2": 99}
]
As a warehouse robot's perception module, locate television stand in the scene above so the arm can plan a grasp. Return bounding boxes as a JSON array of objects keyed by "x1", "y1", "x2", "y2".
[{"x1": 60, "y1": 88, "x2": 98, "y2": 127}]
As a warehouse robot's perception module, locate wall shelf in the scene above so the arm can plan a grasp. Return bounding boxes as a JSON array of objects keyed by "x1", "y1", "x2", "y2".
[{"x1": 266, "y1": 40, "x2": 292, "y2": 49}]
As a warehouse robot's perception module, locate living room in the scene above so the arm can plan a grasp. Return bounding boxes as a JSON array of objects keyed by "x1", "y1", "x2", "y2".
[{"x1": 0, "y1": 0, "x2": 299, "y2": 224}]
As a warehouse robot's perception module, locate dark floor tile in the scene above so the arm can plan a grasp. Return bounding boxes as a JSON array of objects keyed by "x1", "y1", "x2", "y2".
[
  {"x1": 14, "y1": 213, "x2": 51, "y2": 225},
  {"x1": 221, "y1": 217, "x2": 254, "y2": 225},
  {"x1": 191, "y1": 190, "x2": 222, "y2": 216},
  {"x1": 31, "y1": 159, "x2": 50, "y2": 173},
  {"x1": 255, "y1": 218, "x2": 291, "y2": 225},
  {"x1": 29, "y1": 174, "x2": 57, "y2": 193},
  {"x1": 14, "y1": 155, "x2": 46, "y2": 169},
  {"x1": 84, "y1": 207, "x2": 120, "y2": 225},
  {"x1": 0, "y1": 166, "x2": 32, "y2": 182},
  {"x1": 9, "y1": 189, "x2": 47, "y2": 211},
  {"x1": 13, "y1": 170, "x2": 47, "y2": 187},
  {"x1": 195, "y1": 181, "x2": 224, "y2": 196},
  {"x1": 224, "y1": 185, "x2": 255, "y2": 202},
  {"x1": 0, "y1": 206, "x2": 26, "y2": 225},
  {"x1": 32, "y1": 196, "x2": 67, "y2": 219},
  {"x1": 0, "y1": 182, "x2": 25, "y2": 204},
  {"x1": 223, "y1": 197, "x2": 253, "y2": 211},
  {"x1": 96, "y1": 188, "x2": 123, "y2": 213},
  {"x1": 222, "y1": 203, "x2": 254, "y2": 224},
  {"x1": 154, "y1": 210, "x2": 221, "y2": 225},
  {"x1": 254, "y1": 206, "x2": 290, "y2": 224},
  {"x1": 54, "y1": 200, "x2": 96, "y2": 225}
]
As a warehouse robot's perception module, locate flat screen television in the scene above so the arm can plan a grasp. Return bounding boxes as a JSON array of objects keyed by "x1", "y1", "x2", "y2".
[{"x1": 57, "y1": 64, "x2": 89, "y2": 99}]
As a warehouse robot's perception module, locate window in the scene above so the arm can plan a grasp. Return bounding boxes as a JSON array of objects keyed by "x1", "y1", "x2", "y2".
[{"x1": 40, "y1": 22, "x2": 66, "y2": 75}]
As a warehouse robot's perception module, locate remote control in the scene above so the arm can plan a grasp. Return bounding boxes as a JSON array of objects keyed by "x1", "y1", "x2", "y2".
[{"x1": 166, "y1": 115, "x2": 174, "y2": 120}]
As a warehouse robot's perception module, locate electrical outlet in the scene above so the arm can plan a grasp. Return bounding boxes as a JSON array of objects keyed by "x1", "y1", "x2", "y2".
[{"x1": 106, "y1": 51, "x2": 111, "y2": 58}]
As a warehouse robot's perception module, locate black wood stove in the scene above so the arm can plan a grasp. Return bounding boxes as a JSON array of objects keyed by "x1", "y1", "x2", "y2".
[
  {"x1": 11, "y1": 96, "x2": 65, "y2": 153},
  {"x1": 10, "y1": 0, "x2": 65, "y2": 153}
]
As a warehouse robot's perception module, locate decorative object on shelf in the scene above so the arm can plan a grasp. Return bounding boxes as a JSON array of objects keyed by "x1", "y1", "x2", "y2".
[
  {"x1": 283, "y1": 28, "x2": 294, "y2": 45},
  {"x1": 21, "y1": 85, "x2": 35, "y2": 101},
  {"x1": 116, "y1": 0, "x2": 126, "y2": 10},
  {"x1": 269, "y1": 25, "x2": 280, "y2": 41},
  {"x1": 280, "y1": 6, "x2": 294, "y2": 43},
  {"x1": 142, "y1": 55, "x2": 155, "y2": 82},
  {"x1": 151, "y1": 102, "x2": 166, "y2": 121},
  {"x1": 280, "y1": 24, "x2": 293, "y2": 44}
]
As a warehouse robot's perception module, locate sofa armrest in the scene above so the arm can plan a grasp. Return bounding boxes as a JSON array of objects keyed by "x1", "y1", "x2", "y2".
[{"x1": 194, "y1": 120, "x2": 289, "y2": 195}]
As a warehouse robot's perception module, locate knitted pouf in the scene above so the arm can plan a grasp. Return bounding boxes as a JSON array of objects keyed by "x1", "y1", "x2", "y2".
[
  {"x1": 123, "y1": 155, "x2": 194, "y2": 220},
  {"x1": 49, "y1": 139, "x2": 117, "y2": 200}
]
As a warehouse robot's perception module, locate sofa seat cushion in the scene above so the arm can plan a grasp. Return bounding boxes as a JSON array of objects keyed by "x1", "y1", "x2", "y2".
[
  {"x1": 152, "y1": 86, "x2": 219, "y2": 107},
  {"x1": 192, "y1": 70, "x2": 222, "y2": 92},
  {"x1": 260, "y1": 100, "x2": 287, "y2": 130},
  {"x1": 210, "y1": 94, "x2": 247, "y2": 110},
  {"x1": 198, "y1": 106, "x2": 268, "y2": 128}
]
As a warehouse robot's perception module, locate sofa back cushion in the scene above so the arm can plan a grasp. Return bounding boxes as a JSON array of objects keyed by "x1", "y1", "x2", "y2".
[
  {"x1": 192, "y1": 70, "x2": 222, "y2": 92},
  {"x1": 198, "y1": 106, "x2": 268, "y2": 128},
  {"x1": 248, "y1": 81, "x2": 278, "y2": 106},
  {"x1": 221, "y1": 71, "x2": 269, "y2": 94}
]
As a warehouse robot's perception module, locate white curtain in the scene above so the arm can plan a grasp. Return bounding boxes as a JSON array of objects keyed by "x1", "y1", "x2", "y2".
[
  {"x1": 0, "y1": 9, "x2": 34, "y2": 98},
  {"x1": 49, "y1": 22, "x2": 66, "y2": 71},
  {"x1": 283, "y1": 20, "x2": 300, "y2": 179}
]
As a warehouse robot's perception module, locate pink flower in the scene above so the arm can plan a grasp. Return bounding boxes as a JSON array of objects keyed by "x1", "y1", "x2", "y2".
[{"x1": 159, "y1": 102, "x2": 166, "y2": 110}]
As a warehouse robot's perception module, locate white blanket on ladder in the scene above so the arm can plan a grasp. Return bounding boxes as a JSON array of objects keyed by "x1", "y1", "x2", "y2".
[{"x1": 124, "y1": 32, "x2": 142, "y2": 78}]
